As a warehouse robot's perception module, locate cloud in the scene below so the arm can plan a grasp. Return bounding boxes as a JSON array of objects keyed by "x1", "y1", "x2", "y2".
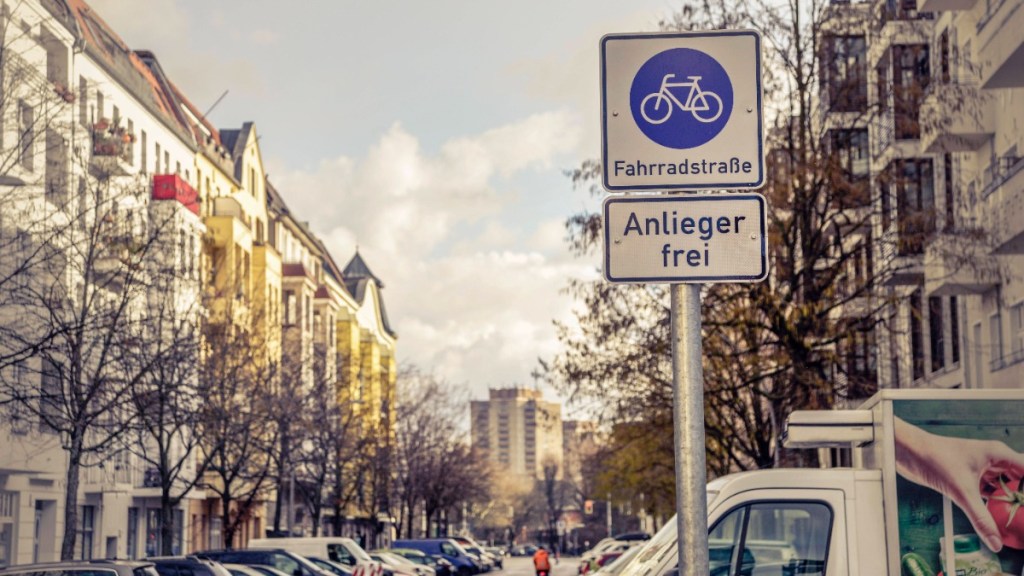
[
  {"x1": 87, "y1": 0, "x2": 266, "y2": 104},
  {"x1": 270, "y1": 111, "x2": 590, "y2": 397}
]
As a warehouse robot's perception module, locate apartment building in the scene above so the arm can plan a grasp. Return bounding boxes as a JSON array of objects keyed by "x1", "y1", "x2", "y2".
[
  {"x1": 0, "y1": 0, "x2": 399, "y2": 565},
  {"x1": 471, "y1": 388, "x2": 563, "y2": 483},
  {"x1": 0, "y1": 0, "x2": 205, "y2": 563},
  {"x1": 819, "y1": 0, "x2": 1024, "y2": 394}
]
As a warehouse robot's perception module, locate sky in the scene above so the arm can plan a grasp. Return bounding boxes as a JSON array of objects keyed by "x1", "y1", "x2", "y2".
[{"x1": 90, "y1": 0, "x2": 678, "y2": 405}]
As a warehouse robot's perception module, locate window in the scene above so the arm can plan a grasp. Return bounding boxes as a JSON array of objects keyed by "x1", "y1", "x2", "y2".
[
  {"x1": 127, "y1": 508, "x2": 138, "y2": 559},
  {"x1": 929, "y1": 296, "x2": 945, "y2": 372},
  {"x1": 40, "y1": 360, "x2": 62, "y2": 432},
  {"x1": 911, "y1": 290, "x2": 925, "y2": 381},
  {"x1": 140, "y1": 131, "x2": 147, "y2": 174},
  {"x1": 164, "y1": 150, "x2": 169, "y2": 174},
  {"x1": 79, "y1": 76, "x2": 88, "y2": 126},
  {"x1": 45, "y1": 128, "x2": 67, "y2": 203},
  {"x1": 950, "y1": 297, "x2": 960, "y2": 365},
  {"x1": 285, "y1": 291, "x2": 296, "y2": 325},
  {"x1": 895, "y1": 159, "x2": 935, "y2": 255},
  {"x1": 829, "y1": 129, "x2": 870, "y2": 208},
  {"x1": 944, "y1": 153, "x2": 955, "y2": 230},
  {"x1": 126, "y1": 119, "x2": 134, "y2": 165},
  {"x1": 155, "y1": 143, "x2": 161, "y2": 173},
  {"x1": 892, "y1": 45, "x2": 930, "y2": 140},
  {"x1": 96, "y1": 90, "x2": 104, "y2": 122},
  {"x1": 705, "y1": 502, "x2": 831, "y2": 576},
  {"x1": 990, "y1": 312, "x2": 1004, "y2": 371},
  {"x1": 822, "y1": 35, "x2": 867, "y2": 112},
  {"x1": 209, "y1": 516, "x2": 222, "y2": 550},
  {"x1": 79, "y1": 505, "x2": 95, "y2": 559},
  {"x1": 19, "y1": 100, "x2": 34, "y2": 171},
  {"x1": 271, "y1": 553, "x2": 299, "y2": 576},
  {"x1": 974, "y1": 322, "x2": 984, "y2": 387},
  {"x1": 1010, "y1": 303, "x2": 1024, "y2": 363},
  {"x1": 939, "y1": 28, "x2": 951, "y2": 84}
]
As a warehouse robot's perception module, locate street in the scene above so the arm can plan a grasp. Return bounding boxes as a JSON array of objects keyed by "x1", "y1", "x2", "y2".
[{"x1": 500, "y1": 556, "x2": 579, "y2": 576}]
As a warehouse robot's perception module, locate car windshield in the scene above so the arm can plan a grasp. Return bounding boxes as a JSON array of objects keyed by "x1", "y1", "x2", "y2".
[
  {"x1": 596, "y1": 545, "x2": 643, "y2": 576},
  {"x1": 381, "y1": 554, "x2": 413, "y2": 566}
]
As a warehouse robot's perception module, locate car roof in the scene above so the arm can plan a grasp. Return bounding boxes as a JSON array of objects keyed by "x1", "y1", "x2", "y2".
[{"x1": 0, "y1": 562, "x2": 155, "y2": 576}]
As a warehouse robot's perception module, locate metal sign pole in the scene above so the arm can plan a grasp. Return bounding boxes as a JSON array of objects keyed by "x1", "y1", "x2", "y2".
[{"x1": 672, "y1": 283, "x2": 708, "y2": 576}]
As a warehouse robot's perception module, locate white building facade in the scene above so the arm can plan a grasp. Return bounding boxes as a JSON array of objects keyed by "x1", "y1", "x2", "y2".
[{"x1": 0, "y1": 0, "x2": 204, "y2": 565}]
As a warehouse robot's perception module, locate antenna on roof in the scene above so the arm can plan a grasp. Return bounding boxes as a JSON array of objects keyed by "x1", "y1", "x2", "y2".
[{"x1": 201, "y1": 89, "x2": 229, "y2": 121}]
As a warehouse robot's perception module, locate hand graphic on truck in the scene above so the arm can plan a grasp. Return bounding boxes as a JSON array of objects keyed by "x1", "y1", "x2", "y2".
[{"x1": 895, "y1": 417, "x2": 1024, "y2": 553}]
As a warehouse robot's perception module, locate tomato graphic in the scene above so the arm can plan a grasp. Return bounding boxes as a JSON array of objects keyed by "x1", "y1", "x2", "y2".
[{"x1": 985, "y1": 473, "x2": 1024, "y2": 549}]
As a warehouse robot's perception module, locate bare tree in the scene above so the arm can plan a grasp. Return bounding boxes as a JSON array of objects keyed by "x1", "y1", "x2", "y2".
[
  {"x1": 197, "y1": 311, "x2": 278, "y2": 549},
  {"x1": 295, "y1": 361, "x2": 366, "y2": 537},
  {"x1": 392, "y1": 366, "x2": 490, "y2": 539},
  {"x1": 126, "y1": 276, "x2": 206, "y2": 556}
]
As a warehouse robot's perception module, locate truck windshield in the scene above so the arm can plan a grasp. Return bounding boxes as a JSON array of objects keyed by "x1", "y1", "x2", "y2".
[{"x1": 616, "y1": 490, "x2": 718, "y2": 576}]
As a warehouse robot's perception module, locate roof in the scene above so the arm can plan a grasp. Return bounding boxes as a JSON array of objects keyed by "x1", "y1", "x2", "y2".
[
  {"x1": 345, "y1": 276, "x2": 395, "y2": 338},
  {"x1": 343, "y1": 250, "x2": 384, "y2": 289},
  {"x1": 52, "y1": 0, "x2": 196, "y2": 148}
]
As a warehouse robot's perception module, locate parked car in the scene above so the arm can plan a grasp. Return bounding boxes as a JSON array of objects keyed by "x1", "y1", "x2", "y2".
[
  {"x1": 0, "y1": 561, "x2": 159, "y2": 576},
  {"x1": 367, "y1": 553, "x2": 415, "y2": 576},
  {"x1": 463, "y1": 547, "x2": 497, "y2": 571},
  {"x1": 610, "y1": 533, "x2": 651, "y2": 543},
  {"x1": 246, "y1": 537, "x2": 379, "y2": 576},
  {"x1": 578, "y1": 541, "x2": 633, "y2": 575},
  {"x1": 371, "y1": 552, "x2": 432, "y2": 576},
  {"x1": 387, "y1": 550, "x2": 452, "y2": 576},
  {"x1": 590, "y1": 545, "x2": 643, "y2": 576},
  {"x1": 221, "y1": 565, "x2": 286, "y2": 576},
  {"x1": 195, "y1": 549, "x2": 332, "y2": 576},
  {"x1": 147, "y1": 557, "x2": 234, "y2": 576},
  {"x1": 234, "y1": 567, "x2": 292, "y2": 576},
  {"x1": 508, "y1": 545, "x2": 537, "y2": 557},
  {"x1": 390, "y1": 539, "x2": 478, "y2": 576},
  {"x1": 306, "y1": 558, "x2": 355, "y2": 576}
]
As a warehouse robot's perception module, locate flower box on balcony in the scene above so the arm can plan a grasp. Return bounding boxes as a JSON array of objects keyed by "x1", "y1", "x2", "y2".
[
  {"x1": 92, "y1": 119, "x2": 135, "y2": 159},
  {"x1": 53, "y1": 81, "x2": 75, "y2": 103}
]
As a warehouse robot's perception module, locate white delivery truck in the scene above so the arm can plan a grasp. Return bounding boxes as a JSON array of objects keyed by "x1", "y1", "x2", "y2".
[
  {"x1": 616, "y1": 389, "x2": 1024, "y2": 576},
  {"x1": 247, "y1": 537, "x2": 382, "y2": 576}
]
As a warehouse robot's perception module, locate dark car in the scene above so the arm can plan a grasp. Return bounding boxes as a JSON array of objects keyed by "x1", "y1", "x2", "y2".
[
  {"x1": 0, "y1": 561, "x2": 160, "y2": 576},
  {"x1": 390, "y1": 540, "x2": 476, "y2": 576},
  {"x1": 387, "y1": 550, "x2": 449, "y2": 576},
  {"x1": 195, "y1": 549, "x2": 330, "y2": 576},
  {"x1": 610, "y1": 533, "x2": 651, "y2": 543},
  {"x1": 148, "y1": 557, "x2": 234, "y2": 576},
  {"x1": 306, "y1": 558, "x2": 354, "y2": 576}
]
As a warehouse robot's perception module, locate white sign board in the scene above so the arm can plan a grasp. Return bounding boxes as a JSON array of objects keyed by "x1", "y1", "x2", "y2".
[
  {"x1": 601, "y1": 30, "x2": 764, "y2": 191},
  {"x1": 603, "y1": 194, "x2": 767, "y2": 283}
]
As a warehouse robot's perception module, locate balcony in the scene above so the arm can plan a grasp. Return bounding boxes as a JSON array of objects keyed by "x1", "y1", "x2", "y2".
[
  {"x1": 924, "y1": 233, "x2": 1000, "y2": 295},
  {"x1": 207, "y1": 197, "x2": 253, "y2": 249},
  {"x1": 977, "y1": 0, "x2": 1024, "y2": 89},
  {"x1": 871, "y1": 1, "x2": 932, "y2": 60},
  {"x1": 89, "y1": 119, "x2": 134, "y2": 178},
  {"x1": 988, "y1": 157, "x2": 1024, "y2": 254},
  {"x1": 152, "y1": 174, "x2": 199, "y2": 215},
  {"x1": 92, "y1": 231, "x2": 144, "y2": 290},
  {"x1": 920, "y1": 85, "x2": 994, "y2": 153},
  {"x1": 917, "y1": 0, "x2": 975, "y2": 12}
]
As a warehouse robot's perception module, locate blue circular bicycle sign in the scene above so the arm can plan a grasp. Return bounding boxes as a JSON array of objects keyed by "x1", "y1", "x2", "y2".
[
  {"x1": 629, "y1": 48, "x2": 733, "y2": 149},
  {"x1": 600, "y1": 30, "x2": 764, "y2": 191}
]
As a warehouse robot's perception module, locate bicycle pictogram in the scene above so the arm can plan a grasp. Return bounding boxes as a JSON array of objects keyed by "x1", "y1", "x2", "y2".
[{"x1": 640, "y1": 74, "x2": 723, "y2": 125}]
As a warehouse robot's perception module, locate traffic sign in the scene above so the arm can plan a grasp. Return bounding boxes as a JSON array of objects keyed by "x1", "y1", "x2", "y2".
[
  {"x1": 600, "y1": 30, "x2": 764, "y2": 191},
  {"x1": 603, "y1": 194, "x2": 767, "y2": 283}
]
